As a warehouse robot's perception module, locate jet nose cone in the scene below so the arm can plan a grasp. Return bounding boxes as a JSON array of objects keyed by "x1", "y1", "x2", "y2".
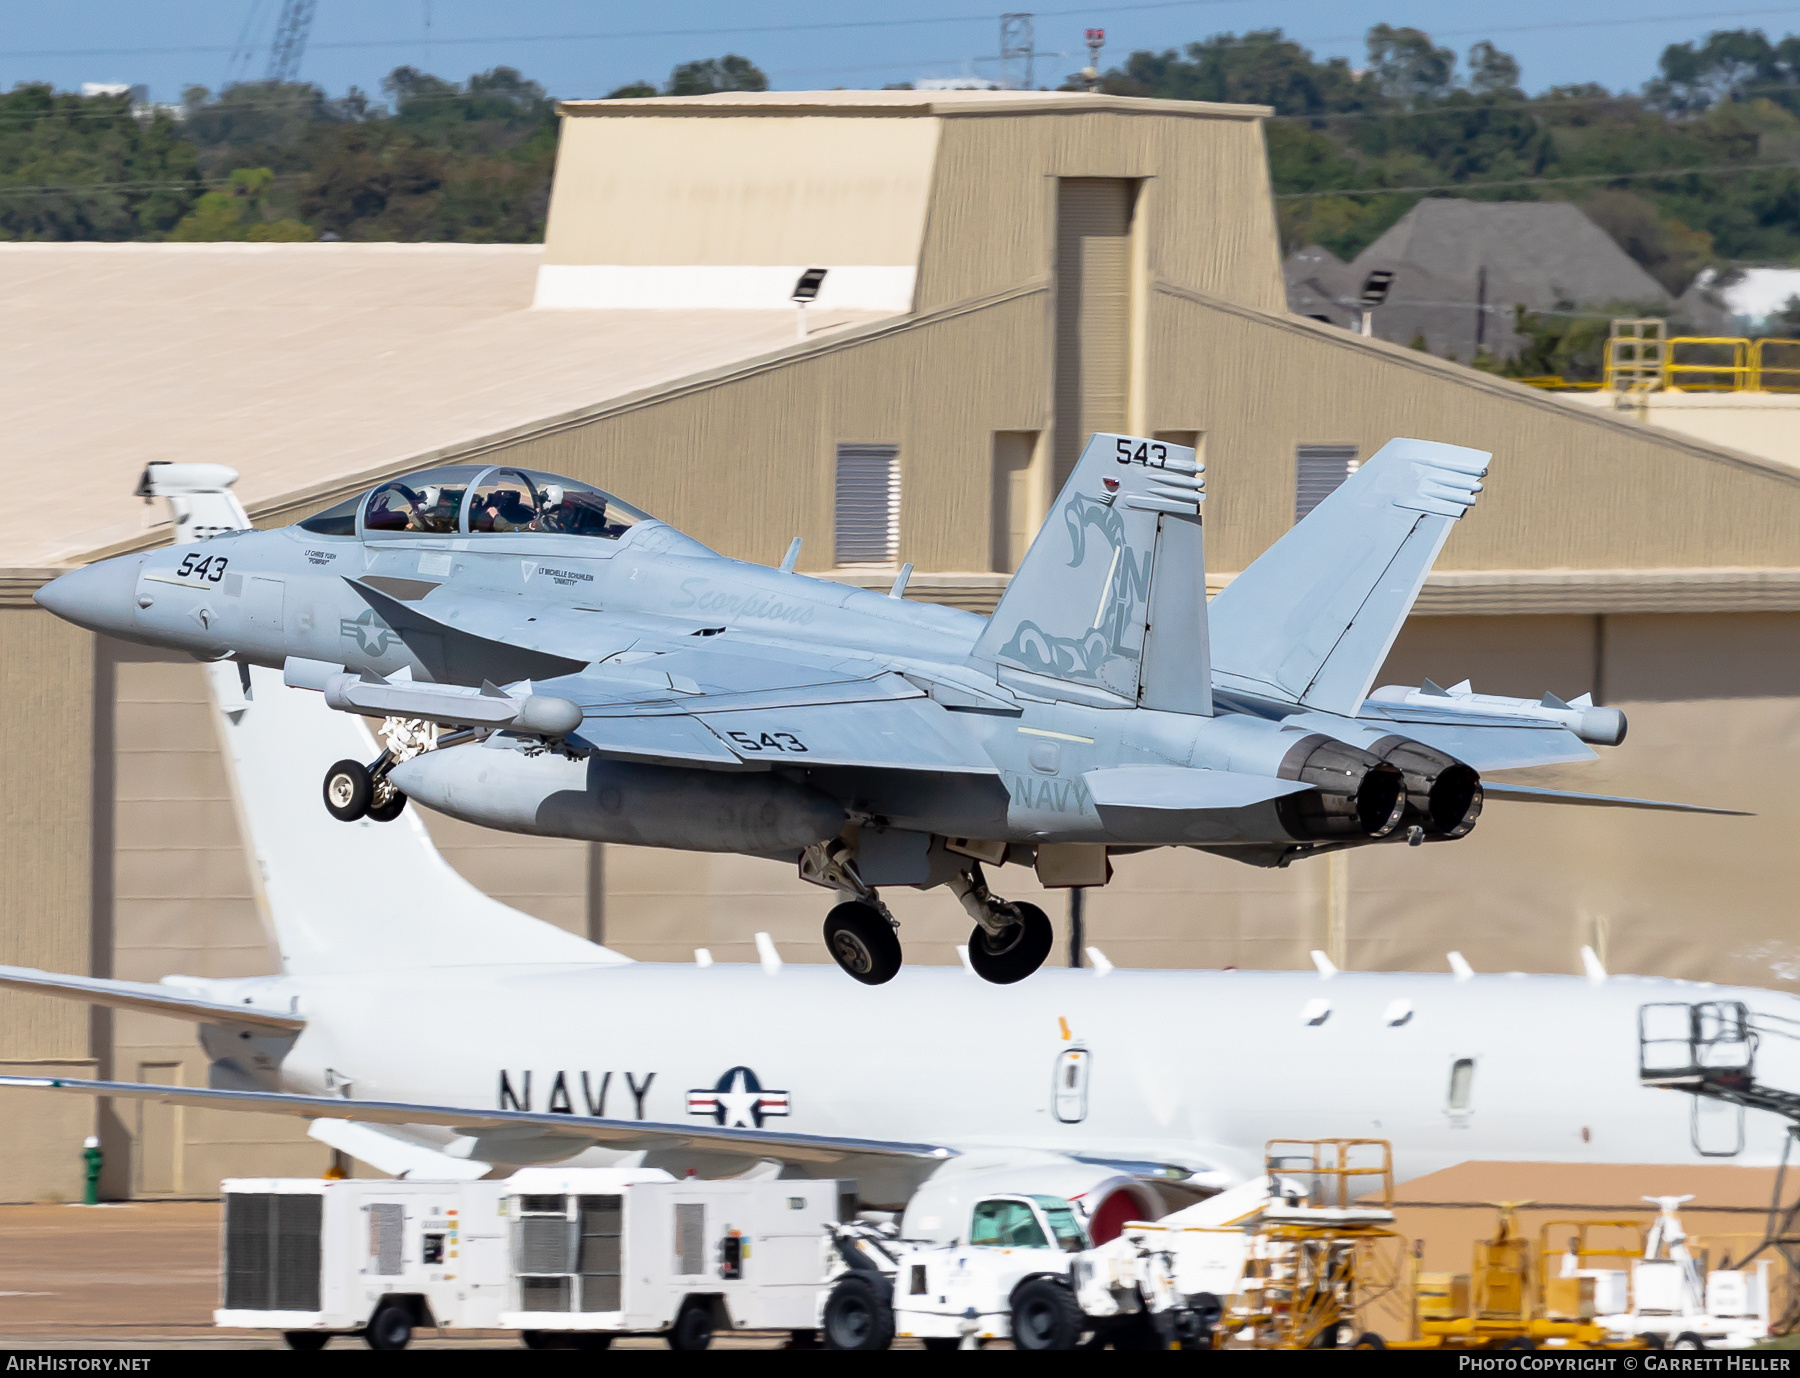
[{"x1": 34, "y1": 556, "x2": 145, "y2": 635}]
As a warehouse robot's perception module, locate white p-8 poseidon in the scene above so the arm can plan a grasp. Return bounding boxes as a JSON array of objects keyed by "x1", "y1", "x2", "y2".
[{"x1": 0, "y1": 481, "x2": 1792, "y2": 1234}]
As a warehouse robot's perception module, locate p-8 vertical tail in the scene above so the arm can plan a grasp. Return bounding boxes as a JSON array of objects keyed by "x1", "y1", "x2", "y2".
[{"x1": 972, "y1": 433, "x2": 1210, "y2": 713}]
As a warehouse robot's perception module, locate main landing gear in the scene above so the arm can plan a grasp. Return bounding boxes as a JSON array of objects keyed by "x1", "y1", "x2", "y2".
[{"x1": 802, "y1": 842, "x2": 1053, "y2": 987}]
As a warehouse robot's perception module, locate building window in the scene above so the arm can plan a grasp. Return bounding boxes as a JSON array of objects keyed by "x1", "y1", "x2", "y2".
[
  {"x1": 1295, "y1": 443, "x2": 1359, "y2": 522},
  {"x1": 835, "y1": 443, "x2": 900, "y2": 566}
]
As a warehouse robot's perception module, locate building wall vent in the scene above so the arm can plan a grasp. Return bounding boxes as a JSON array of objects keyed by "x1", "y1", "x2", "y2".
[
  {"x1": 835, "y1": 443, "x2": 900, "y2": 566},
  {"x1": 1295, "y1": 444, "x2": 1359, "y2": 521}
]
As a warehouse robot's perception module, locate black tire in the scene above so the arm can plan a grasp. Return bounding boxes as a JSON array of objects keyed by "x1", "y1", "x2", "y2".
[
  {"x1": 1353, "y1": 1332, "x2": 1388, "y2": 1349},
  {"x1": 1672, "y1": 1332, "x2": 1707, "y2": 1351},
  {"x1": 323, "y1": 759, "x2": 372, "y2": 822},
  {"x1": 283, "y1": 1331, "x2": 329, "y2": 1351},
  {"x1": 1642, "y1": 1333, "x2": 1666, "y2": 1349},
  {"x1": 520, "y1": 1331, "x2": 552, "y2": 1349},
  {"x1": 666, "y1": 1299, "x2": 714, "y2": 1351},
  {"x1": 366, "y1": 789, "x2": 408, "y2": 822},
  {"x1": 364, "y1": 1303, "x2": 413, "y2": 1351},
  {"x1": 968, "y1": 902, "x2": 1054, "y2": 985},
  {"x1": 1011, "y1": 1276, "x2": 1083, "y2": 1351},
  {"x1": 822, "y1": 1275, "x2": 895, "y2": 1351},
  {"x1": 823, "y1": 902, "x2": 903, "y2": 985},
  {"x1": 1498, "y1": 1336, "x2": 1536, "y2": 1350}
]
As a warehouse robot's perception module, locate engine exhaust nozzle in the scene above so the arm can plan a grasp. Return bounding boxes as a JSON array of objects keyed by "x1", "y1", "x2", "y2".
[{"x1": 1274, "y1": 734, "x2": 1407, "y2": 840}]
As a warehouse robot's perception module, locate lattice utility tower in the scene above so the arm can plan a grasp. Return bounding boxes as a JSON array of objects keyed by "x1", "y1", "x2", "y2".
[
  {"x1": 1000, "y1": 14, "x2": 1035, "y2": 91},
  {"x1": 267, "y1": 0, "x2": 318, "y2": 84}
]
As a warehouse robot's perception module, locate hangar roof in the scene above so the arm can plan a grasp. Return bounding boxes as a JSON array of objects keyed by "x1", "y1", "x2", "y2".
[
  {"x1": 2, "y1": 242, "x2": 886, "y2": 569},
  {"x1": 556, "y1": 90, "x2": 1271, "y2": 119}
]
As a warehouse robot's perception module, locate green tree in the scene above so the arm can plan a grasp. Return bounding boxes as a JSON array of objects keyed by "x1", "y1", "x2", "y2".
[
  {"x1": 0, "y1": 83, "x2": 200, "y2": 239},
  {"x1": 667, "y1": 55, "x2": 768, "y2": 96},
  {"x1": 1365, "y1": 25, "x2": 1456, "y2": 105},
  {"x1": 169, "y1": 166, "x2": 314, "y2": 241}
]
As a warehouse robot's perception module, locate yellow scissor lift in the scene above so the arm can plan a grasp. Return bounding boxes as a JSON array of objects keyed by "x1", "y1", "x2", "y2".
[
  {"x1": 1386, "y1": 1206, "x2": 1651, "y2": 1350},
  {"x1": 1213, "y1": 1139, "x2": 1408, "y2": 1349}
]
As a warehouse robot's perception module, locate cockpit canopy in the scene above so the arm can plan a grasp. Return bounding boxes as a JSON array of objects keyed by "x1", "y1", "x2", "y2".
[{"x1": 298, "y1": 465, "x2": 655, "y2": 541}]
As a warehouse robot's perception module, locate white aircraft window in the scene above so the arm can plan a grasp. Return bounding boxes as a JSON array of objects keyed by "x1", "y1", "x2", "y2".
[
  {"x1": 969, "y1": 1198, "x2": 1048, "y2": 1249},
  {"x1": 1447, "y1": 1057, "x2": 1476, "y2": 1111}
]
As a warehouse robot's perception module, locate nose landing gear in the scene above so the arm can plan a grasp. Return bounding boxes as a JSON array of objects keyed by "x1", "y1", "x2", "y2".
[
  {"x1": 321, "y1": 717, "x2": 437, "y2": 824},
  {"x1": 322, "y1": 754, "x2": 409, "y2": 823}
]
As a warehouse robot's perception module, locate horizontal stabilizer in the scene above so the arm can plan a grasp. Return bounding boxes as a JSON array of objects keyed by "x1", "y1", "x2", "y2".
[
  {"x1": 1084, "y1": 766, "x2": 1310, "y2": 811},
  {"x1": 1210, "y1": 438, "x2": 1490, "y2": 716},
  {"x1": 0, "y1": 1075, "x2": 958, "y2": 1166},
  {"x1": 0, "y1": 965, "x2": 302, "y2": 1032},
  {"x1": 1482, "y1": 783, "x2": 1751, "y2": 816}
]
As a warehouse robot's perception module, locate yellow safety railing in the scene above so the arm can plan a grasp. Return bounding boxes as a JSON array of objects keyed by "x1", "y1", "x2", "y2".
[
  {"x1": 1754, "y1": 337, "x2": 1800, "y2": 392},
  {"x1": 1662, "y1": 336, "x2": 1751, "y2": 392}
]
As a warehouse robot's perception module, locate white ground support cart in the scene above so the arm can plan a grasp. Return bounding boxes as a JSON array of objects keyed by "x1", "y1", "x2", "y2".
[
  {"x1": 498, "y1": 1167, "x2": 854, "y2": 1348},
  {"x1": 1594, "y1": 1196, "x2": 1774, "y2": 1350},
  {"x1": 215, "y1": 1169, "x2": 855, "y2": 1350}
]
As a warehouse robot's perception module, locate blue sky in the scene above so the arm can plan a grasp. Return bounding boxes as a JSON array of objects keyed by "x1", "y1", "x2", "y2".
[{"x1": 8, "y1": 1, "x2": 1800, "y2": 104}]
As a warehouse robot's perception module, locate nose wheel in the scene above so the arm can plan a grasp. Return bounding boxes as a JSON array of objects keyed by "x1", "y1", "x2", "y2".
[{"x1": 823, "y1": 902, "x2": 903, "y2": 985}]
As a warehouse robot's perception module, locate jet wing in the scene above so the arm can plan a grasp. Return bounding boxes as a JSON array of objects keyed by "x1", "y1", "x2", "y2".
[
  {"x1": 0, "y1": 965, "x2": 303, "y2": 1033},
  {"x1": 0, "y1": 1074, "x2": 958, "y2": 1167}
]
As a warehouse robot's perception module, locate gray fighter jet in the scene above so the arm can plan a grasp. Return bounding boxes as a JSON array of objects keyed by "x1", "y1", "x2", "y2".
[{"x1": 37, "y1": 436, "x2": 1737, "y2": 986}]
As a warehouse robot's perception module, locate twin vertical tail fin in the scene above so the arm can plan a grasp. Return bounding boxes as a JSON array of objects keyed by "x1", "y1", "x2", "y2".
[
  {"x1": 972, "y1": 433, "x2": 1211, "y2": 714},
  {"x1": 1207, "y1": 438, "x2": 1490, "y2": 717}
]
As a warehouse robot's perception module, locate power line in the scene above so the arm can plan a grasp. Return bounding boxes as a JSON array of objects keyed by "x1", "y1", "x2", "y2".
[
  {"x1": 0, "y1": 1, "x2": 1791, "y2": 64},
  {"x1": 1275, "y1": 157, "x2": 1800, "y2": 199}
]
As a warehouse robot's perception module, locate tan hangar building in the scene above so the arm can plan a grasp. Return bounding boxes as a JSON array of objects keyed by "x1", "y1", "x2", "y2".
[{"x1": 0, "y1": 89, "x2": 1796, "y2": 1200}]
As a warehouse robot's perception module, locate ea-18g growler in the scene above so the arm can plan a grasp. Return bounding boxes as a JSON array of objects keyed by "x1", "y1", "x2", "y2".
[{"x1": 34, "y1": 436, "x2": 1736, "y2": 985}]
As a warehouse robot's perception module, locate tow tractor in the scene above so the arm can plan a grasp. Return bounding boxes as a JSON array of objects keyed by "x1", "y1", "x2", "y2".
[{"x1": 820, "y1": 1191, "x2": 1094, "y2": 1349}]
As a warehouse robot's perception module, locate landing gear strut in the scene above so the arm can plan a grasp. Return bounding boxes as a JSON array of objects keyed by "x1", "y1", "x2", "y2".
[
  {"x1": 951, "y1": 863, "x2": 1052, "y2": 985},
  {"x1": 321, "y1": 717, "x2": 436, "y2": 824},
  {"x1": 803, "y1": 840, "x2": 902, "y2": 985}
]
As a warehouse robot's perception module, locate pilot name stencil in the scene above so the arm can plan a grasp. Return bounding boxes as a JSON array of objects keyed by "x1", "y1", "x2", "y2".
[{"x1": 499, "y1": 1069, "x2": 656, "y2": 1119}]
